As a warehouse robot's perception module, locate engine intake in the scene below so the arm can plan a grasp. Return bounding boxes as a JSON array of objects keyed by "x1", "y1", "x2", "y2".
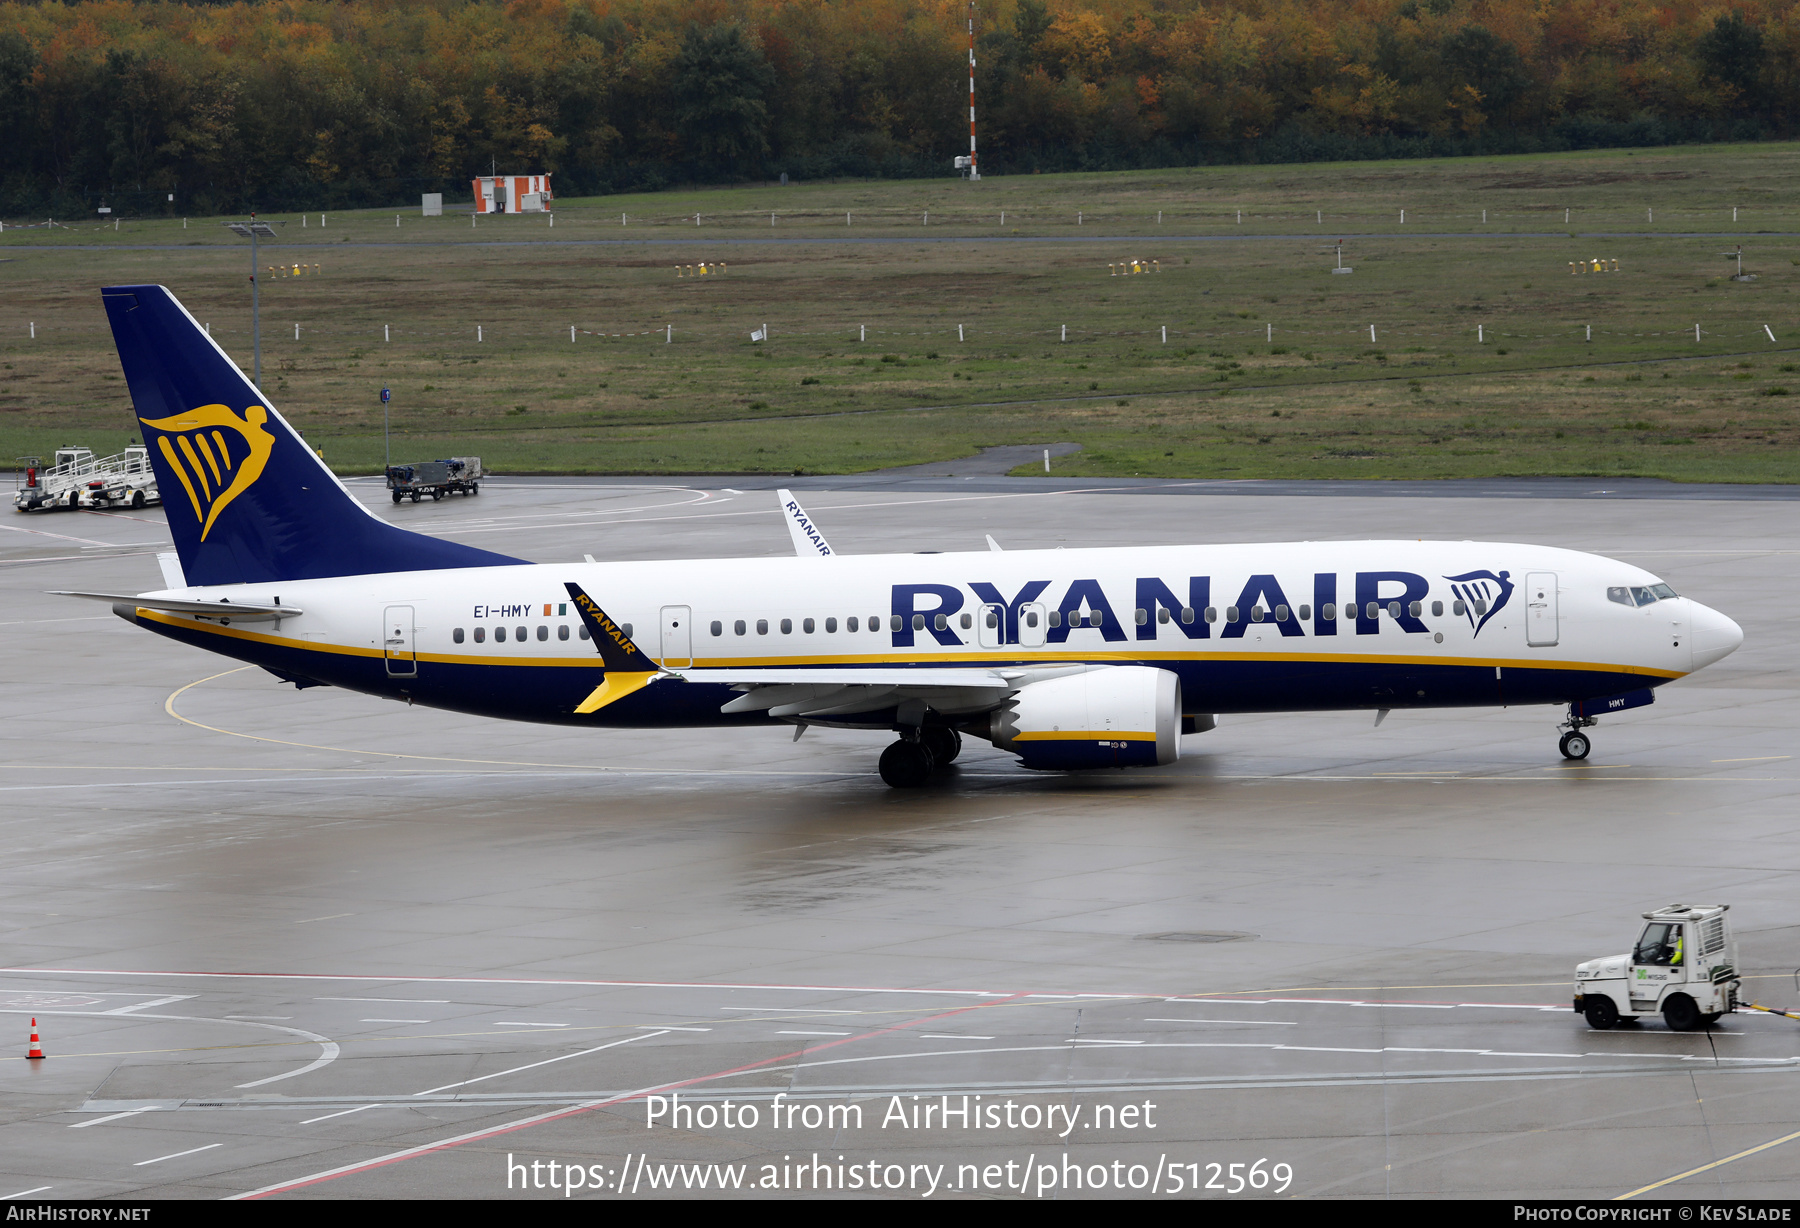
[{"x1": 989, "y1": 666, "x2": 1181, "y2": 770}]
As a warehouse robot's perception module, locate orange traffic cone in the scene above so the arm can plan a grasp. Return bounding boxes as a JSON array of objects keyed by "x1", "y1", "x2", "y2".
[{"x1": 26, "y1": 1018, "x2": 44, "y2": 1060}]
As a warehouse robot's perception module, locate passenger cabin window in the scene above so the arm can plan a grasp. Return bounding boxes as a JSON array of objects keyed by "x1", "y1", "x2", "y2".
[
  {"x1": 1366, "y1": 602, "x2": 1380, "y2": 620},
  {"x1": 757, "y1": 619, "x2": 769, "y2": 635},
  {"x1": 1250, "y1": 606, "x2": 1265, "y2": 622},
  {"x1": 475, "y1": 627, "x2": 486, "y2": 643},
  {"x1": 1275, "y1": 604, "x2": 1289, "y2": 621},
  {"x1": 1453, "y1": 599, "x2": 1467, "y2": 615},
  {"x1": 1205, "y1": 606, "x2": 1218, "y2": 623},
  {"x1": 911, "y1": 614, "x2": 925, "y2": 631},
  {"x1": 1047, "y1": 610, "x2": 1061, "y2": 628},
  {"x1": 933, "y1": 613, "x2": 948, "y2": 631},
  {"x1": 781, "y1": 618, "x2": 793, "y2": 634},
  {"x1": 826, "y1": 617, "x2": 838, "y2": 633},
  {"x1": 495, "y1": 626, "x2": 507, "y2": 643},
  {"x1": 1322, "y1": 603, "x2": 1336, "y2": 620},
  {"x1": 579, "y1": 626, "x2": 590, "y2": 640},
  {"x1": 537, "y1": 626, "x2": 548, "y2": 641},
  {"x1": 735, "y1": 620, "x2": 747, "y2": 635},
  {"x1": 1408, "y1": 601, "x2": 1422, "y2": 618},
  {"x1": 710, "y1": 620, "x2": 722, "y2": 636},
  {"x1": 847, "y1": 616, "x2": 859, "y2": 632},
  {"x1": 1024, "y1": 610, "x2": 1040, "y2": 628},
  {"x1": 959, "y1": 612, "x2": 972, "y2": 630},
  {"x1": 1298, "y1": 604, "x2": 1311, "y2": 620},
  {"x1": 1157, "y1": 607, "x2": 1170, "y2": 624},
  {"x1": 1225, "y1": 606, "x2": 1240, "y2": 623},
  {"x1": 1431, "y1": 600, "x2": 1443, "y2": 617},
  {"x1": 516, "y1": 625, "x2": 527, "y2": 641},
  {"x1": 1472, "y1": 599, "x2": 1487, "y2": 615},
  {"x1": 559, "y1": 625, "x2": 570, "y2": 641},
  {"x1": 804, "y1": 618, "x2": 816, "y2": 634},
  {"x1": 1135, "y1": 608, "x2": 1148, "y2": 625},
  {"x1": 453, "y1": 628, "x2": 465, "y2": 644},
  {"x1": 890, "y1": 615, "x2": 903, "y2": 631}
]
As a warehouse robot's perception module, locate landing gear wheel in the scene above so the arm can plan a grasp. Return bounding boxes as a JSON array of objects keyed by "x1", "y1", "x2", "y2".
[
  {"x1": 1662, "y1": 993, "x2": 1701, "y2": 1032},
  {"x1": 1583, "y1": 996, "x2": 1620, "y2": 1030},
  {"x1": 878, "y1": 740, "x2": 935, "y2": 788},
  {"x1": 920, "y1": 727, "x2": 961, "y2": 766},
  {"x1": 1559, "y1": 731, "x2": 1591, "y2": 760}
]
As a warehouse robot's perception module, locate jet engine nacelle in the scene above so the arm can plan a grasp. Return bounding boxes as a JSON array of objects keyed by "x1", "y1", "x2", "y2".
[{"x1": 989, "y1": 666, "x2": 1181, "y2": 770}]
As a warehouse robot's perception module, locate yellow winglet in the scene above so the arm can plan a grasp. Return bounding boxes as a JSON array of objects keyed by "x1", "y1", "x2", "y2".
[{"x1": 574, "y1": 670, "x2": 660, "y2": 714}]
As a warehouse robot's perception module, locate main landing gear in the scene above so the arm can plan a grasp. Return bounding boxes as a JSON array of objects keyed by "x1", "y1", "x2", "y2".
[
  {"x1": 878, "y1": 727, "x2": 962, "y2": 789},
  {"x1": 1558, "y1": 709, "x2": 1596, "y2": 760}
]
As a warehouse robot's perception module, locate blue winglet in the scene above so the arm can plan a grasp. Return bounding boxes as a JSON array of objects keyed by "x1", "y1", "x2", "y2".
[{"x1": 102, "y1": 284, "x2": 522, "y2": 585}]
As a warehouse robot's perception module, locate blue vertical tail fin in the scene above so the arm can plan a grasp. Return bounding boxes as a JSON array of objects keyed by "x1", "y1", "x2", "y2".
[{"x1": 102, "y1": 284, "x2": 522, "y2": 586}]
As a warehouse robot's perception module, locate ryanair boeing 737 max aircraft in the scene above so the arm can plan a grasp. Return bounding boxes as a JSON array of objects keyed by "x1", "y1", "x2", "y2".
[{"x1": 60, "y1": 285, "x2": 1744, "y2": 787}]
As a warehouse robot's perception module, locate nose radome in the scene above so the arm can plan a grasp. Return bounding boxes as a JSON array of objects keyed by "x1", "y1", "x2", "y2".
[{"x1": 1687, "y1": 601, "x2": 1744, "y2": 672}]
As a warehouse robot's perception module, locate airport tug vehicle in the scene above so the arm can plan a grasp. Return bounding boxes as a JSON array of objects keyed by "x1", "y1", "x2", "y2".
[{"x1": 1575, "y1": 903, "x2": 1739, "y2": 1031}]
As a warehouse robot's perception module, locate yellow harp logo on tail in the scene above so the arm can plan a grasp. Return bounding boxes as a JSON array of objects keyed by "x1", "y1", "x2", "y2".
[{"x1": 137, "y1": 404, "x2": 277, "y2": 541}]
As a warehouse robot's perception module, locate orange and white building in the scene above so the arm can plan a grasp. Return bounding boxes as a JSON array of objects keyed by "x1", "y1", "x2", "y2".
[{"x1": 472, "y1": 173, "x2": 552, "y2": 214}]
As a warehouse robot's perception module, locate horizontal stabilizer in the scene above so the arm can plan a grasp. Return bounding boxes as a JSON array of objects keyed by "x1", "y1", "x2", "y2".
[{"x1": 51, "y1": 591, "x2": 300, "y2": 620}]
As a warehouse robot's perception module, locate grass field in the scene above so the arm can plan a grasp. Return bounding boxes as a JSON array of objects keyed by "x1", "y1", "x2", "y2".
[{"x1": 4, "y1": 142, "x2": 1800, "y2": 482}]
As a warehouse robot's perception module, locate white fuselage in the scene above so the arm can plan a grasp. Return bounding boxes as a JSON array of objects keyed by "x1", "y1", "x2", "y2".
[{"x1": 127, "y1": 539, "x2": 1741, "y2": 729}]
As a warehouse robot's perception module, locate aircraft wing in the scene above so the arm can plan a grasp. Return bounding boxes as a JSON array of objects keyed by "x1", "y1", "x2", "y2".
[{"x1": 674, "y1": 664, "x2": 1095, "y2": 718}]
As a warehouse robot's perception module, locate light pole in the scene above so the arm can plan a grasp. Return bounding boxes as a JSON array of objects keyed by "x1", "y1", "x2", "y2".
[{"x1": 224, "y1": 218, "x2": 278, "y2": 391}]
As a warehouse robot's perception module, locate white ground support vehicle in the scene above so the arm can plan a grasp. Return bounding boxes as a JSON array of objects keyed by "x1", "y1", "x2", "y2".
[
  {"x1": 14, "y1": 446, "x2": 159, "y2": 511},
  {"x1": 1574, "y1": 903, "x2": 1740, "y2": 1031},
  {"x1": 76, "y1": 445, "x2": 159, "y2": 509}
]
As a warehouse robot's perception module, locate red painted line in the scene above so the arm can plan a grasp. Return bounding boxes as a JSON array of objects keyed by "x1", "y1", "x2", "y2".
[{"x1": 232, "y1": 993, "x2": 1028, "y2": 1200}]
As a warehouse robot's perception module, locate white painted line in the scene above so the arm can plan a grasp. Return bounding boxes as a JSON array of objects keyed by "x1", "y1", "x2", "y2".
[
  {"x1": 362, "y1": 1019, "x2": 430, "y2": 1024},
  {"x1": 226, "y1": 1015, "x2": 292, "y2": 1020},
  {"x1": 301, "y1": 1105, "x2": 383, "y2": 1125},
  {"x1": 777, "y1": 1030, "x2": 852, "y2": 1037},
  {"x1": 642, "y1": 1025, "x2": 711, "y2": 1032},
  {"x1": 294, "y1": 914, "x2": 355, "y2": 924},
  {"x1": 1071, "y1": 1038, "x2": 1142, "y2": 1045},
  {"x1": 414, "y1": 1031, "x2": 665, "y2": 1097},
  {"x1": 2, "y1": 967, "x2": 1015, "y2": 1000},
  {"x1": 721, "y1": 1007, "x2": 860, "y2": 1013},
  {"x1": 918, "y1": 1034, "x2": 995, "y2": 1041},
  {"x1": 1144, "y1": 1017, "x2": 1298, "y2": 1026},
  {"x1": 2, "y1": 1188, "x2": 52, "y2": 1200},
  {"x1": 102, "y1": 994, "x2": 196, "y2": 1015},
  {"x1": 135, "y1": 1142, "x2": 222, "y2": 1166},
  {"x1": 317, "y1": 997, "x2": 451, "y2": 1004},
  {"x1": 69, "y1": 1109, "x2": 153, "y2": 1128},
  {"x1": 494, "y1": 1021, "x2": 567, "y2": 1027}
]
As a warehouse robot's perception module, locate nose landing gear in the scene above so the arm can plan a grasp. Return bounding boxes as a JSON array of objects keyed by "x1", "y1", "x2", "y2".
[{"x1": 1558, "y1": 708, "x2": 1597, "y2": 760}]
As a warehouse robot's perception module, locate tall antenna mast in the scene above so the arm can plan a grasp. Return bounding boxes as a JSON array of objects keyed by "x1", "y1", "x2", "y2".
[{"x1": 966, "y1": 1, "x2": 980, "y2": 180}]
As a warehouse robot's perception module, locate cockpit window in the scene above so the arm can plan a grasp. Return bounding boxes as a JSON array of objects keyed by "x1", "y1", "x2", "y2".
[
  {"x1": 1634, "y1": 922, "x2": 1679, "y2": 966},
  {"x1": 1609, "y1": 584, "x2": 1678, "y2": 608}
]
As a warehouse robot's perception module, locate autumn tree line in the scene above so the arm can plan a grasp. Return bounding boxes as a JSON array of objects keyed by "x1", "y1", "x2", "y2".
[{"x1": 3, "y1": 0, "x2": 1797, "y2": 216}]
